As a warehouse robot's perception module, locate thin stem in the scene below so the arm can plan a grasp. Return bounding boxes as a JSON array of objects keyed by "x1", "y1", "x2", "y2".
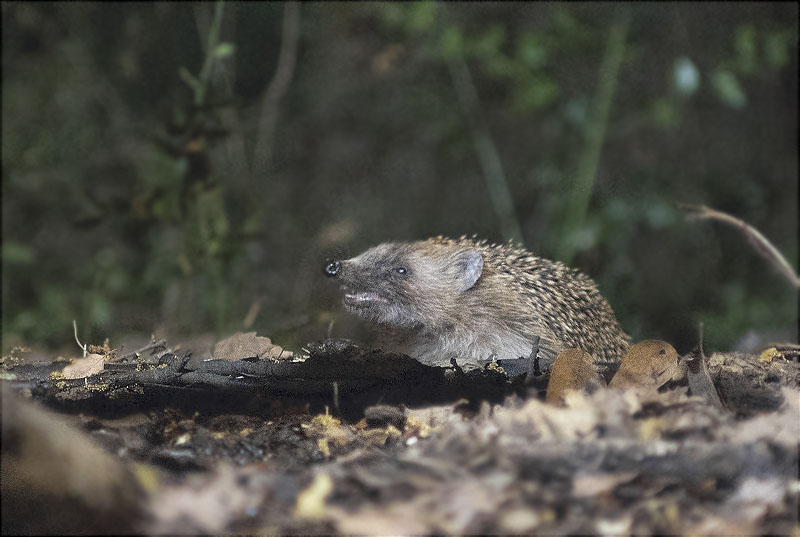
[
  {"x1": 447, "y1": 50, "x2": 524, "y2": 244},
  {"x1": 678, "y1": 203, "x2": 800, "y2": 288},
  {"x1": 195, "y1": 0, "x2": 226, "y2": 108},
  {"x1": 556, "y1": 8, "x2": 630, "y2": 264},
  {"x1": 252, "y1": 2, "x2": 301, "y2": 175},
  {"x1": 72, "y1": 320, "x2": 87, "y2": 357}
]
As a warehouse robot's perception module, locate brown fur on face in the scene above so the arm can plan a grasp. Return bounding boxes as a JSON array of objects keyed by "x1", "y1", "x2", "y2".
[{"x1": 328, "y1": 236, "x2": 630, "y2": 370}]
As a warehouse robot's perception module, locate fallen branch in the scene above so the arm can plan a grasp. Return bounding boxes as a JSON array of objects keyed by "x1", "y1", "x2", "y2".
[
  {"x1": 8, "y1": 340, "x2": 527, "y2": 416},
  {"x1": 677, "y1": 202, "x2": 800, "y2": 288}
]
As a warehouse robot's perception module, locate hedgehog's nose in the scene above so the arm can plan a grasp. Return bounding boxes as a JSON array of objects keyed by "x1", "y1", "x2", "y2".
[{"x1": 323, "y1": 259, "x2": 341, "y2": 278}]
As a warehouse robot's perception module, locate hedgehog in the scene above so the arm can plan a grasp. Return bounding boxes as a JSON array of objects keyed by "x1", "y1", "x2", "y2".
[{"x1": 323, "y1": 236, "x2": 630, "y2": 372}]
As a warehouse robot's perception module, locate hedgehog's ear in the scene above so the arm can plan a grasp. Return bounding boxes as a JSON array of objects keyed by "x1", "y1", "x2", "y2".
[{"x1": 455, "y1": 250, "x2": 483, "y2": 291}]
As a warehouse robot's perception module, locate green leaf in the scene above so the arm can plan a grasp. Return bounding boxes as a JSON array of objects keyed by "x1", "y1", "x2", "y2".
[
  {"x1": 440, "y1": 25, "x2": 463, "y2": 60},
  {"x1": 711, "y1": 70, "x2": 747, "y2": 109},
  {"x1": 734, "y1": 24, "x2": 757, "y2": 75},
  {"x1": 764, "y1": 30, "x2": 793, "y2": 68},
  {"x1": 650, "y1": 98, "x2": 678, "y2": 128},
  {"x1": 178, "y1": 67, "x2": 201, "y2": 91},
  {"x1": 517, "y1": 32, "x2": 548, "y2": 70},
  {"x1": 2, "y1": 242, "x2": 34, "y2": 265},
  {"x1": 552, "y1": 6, "x2": 578, "y2": 35},
  {"x1": 407, "y1": 2, "x2": 435, "y2": 31},
  {"x1": 484, "y1": 54, "x2": 518, "y2": 79},
  {"x1": 214, "y1": 42, "x2": 236, "y2": 59},
  {"x1": 514, "y1": 76, "x2": 558, "y2": 111},
  {"x1": 472, "y1": 24, "x2": 506, "y2": 60}
]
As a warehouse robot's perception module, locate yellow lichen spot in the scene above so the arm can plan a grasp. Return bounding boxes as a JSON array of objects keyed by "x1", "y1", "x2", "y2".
[
  {"x1": 317, "y1": 437, "x2": 331, "y2": 457},
  {"x1": 49, "y1": 371, "x2": 66, "y2": 380},
  {"x1": 175, "y1": 433, "x2": 191, "y2": 446},
  {"x1": 239, "y1": 428, "x2": 254, "y2": 437},
  {"x1": 385, "y1": 424, "x2": 402, "y2": 438},
  {"x1": 485, "y1": 358, "x2": 506, "y2": 375},
  {"x1": 362, "y1": 428, "x2": 390, "y2": 445},
  {"x1": 639, "y1": 417, "x2": 666, "y2": 440},
  {"x1": 309, "y1": 413, "x2": 342, "y2": 431},
  {"x1": 211, "y1": 432, "x2": 226, "y2": 440},
  {"x1": 307, "y1": 410, "x2": 353, "y2": 448},
  {"x1": 294, "y1": 472, "x2": 333, "y2": 520},
  {"x1": 405, "y1": 416, "x2": 436, "y2": 438},
  {"x1": 664, "y1": 503, "x2": 680, "y2": 526},
  {"x1": 133, "y1": 462, "x2": 161, "y2": 494},
  {"x1": 759, "y1": 347, "x2": 781, "y2": 363},
  {"x1": 0, "y1": 372, "x2": 17, "y2": 381},
  {"x1": 540, "y1": 508, "x2": 556, "y2": 522},
  {"x1": 86, "y1": 383, "x2": 109, "y2": 392}
]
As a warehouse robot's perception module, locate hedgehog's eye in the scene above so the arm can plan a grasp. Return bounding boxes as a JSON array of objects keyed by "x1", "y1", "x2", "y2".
[{"x1": 394, "y1": 267, "x2": 408, "y2": 275}]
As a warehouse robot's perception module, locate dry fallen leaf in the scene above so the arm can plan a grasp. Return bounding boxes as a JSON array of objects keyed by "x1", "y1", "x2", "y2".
[
  {"x1": 572, "y1": 471, "x2": 638, "y2": 497},
  {"x1": 213, "y1": 331, "x2": 292, "y2": 361},
  {"x1": 62, "y1": 353, "x2": 105, "y2": 379},
  {"x1": 499, "y1": 508, "x2": 541, "y2": 533},
  {"x1": 329, "y1": 502, "x2": 430, "y2": 534},
  {"x1": 149, "y1": 464, "x2": 253, "y2": 533}
]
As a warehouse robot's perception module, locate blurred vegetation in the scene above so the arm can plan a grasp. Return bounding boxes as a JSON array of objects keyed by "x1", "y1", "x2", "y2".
[{"x1": 2, "y1": 2, "x2": 797, "y2": 354}]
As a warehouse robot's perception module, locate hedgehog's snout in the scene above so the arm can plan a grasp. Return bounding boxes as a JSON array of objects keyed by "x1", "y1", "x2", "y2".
[{"x1": 323, "y1": 259, "x2": 341, "y2": 278}]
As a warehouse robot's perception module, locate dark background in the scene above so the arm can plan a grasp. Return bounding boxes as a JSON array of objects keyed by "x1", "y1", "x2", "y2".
[{"x1": 2, "y1": 2, "x2": 797, "y2": 355}]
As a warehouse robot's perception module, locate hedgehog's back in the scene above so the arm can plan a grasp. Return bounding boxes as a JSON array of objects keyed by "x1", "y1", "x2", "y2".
[{"x1": 423, "y1": 235, "x2": 630, "y2": 368}]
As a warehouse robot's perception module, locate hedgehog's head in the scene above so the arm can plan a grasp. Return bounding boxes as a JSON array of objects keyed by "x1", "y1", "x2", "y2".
[{"x1": 324, "y1": 240, "x2": 484, "y2": 328}]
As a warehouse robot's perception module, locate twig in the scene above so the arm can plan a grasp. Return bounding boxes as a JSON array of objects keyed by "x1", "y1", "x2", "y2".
[
  {"x1": 251, "y1": 2, "x2": 301, "y2": 175},
  {"x1": 117, "y1": 336, "x2": 168, "y2": 363},
  {"x1": 677, "y1": 203, "x2": 800, "y2": 288},
  {"x1": 327, "y1": 320, "x2": 335, "y2": 339},
  {"x1": 242, "y1": 300, "x2": 262, "y2": 330},
  {"x1": 698, "y1": 320, "x2": 705, "y2": 358},
  {"x1": 556, "y1": 7, "x2": 630, "y2": 264},
  {"x1": 72, "y1": 320, "x2": 88, "y2": 358},
  {"x1": 446, "y1": 49, "x2": 524, "y2": 244},
  {"x1": 191, "y1": 2, "x2": 249, "y2": 183},
  {"x1": 685, "y1": 350, "x2": 724, "y2": 409},
  {"x1": 332, "y1": 381, "x2": 340, "y2": 416},
  {"x1": 525, "y1": 336, "x2": 542, "y2": 383}
]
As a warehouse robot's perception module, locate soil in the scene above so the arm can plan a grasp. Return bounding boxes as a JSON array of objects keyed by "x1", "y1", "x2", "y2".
[{"x1": 1, "y1": 335, "x2": 797, "y2": 534}]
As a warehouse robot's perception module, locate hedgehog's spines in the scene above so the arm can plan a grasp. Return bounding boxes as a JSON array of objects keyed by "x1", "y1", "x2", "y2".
[{"x1": 336, "y1": 236, "x2": 630, "y2": 369}]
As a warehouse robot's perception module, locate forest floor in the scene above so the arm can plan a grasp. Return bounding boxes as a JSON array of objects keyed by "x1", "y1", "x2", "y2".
[{"x1": 1, "y1": 332, "x2": 798, "y2": 534}]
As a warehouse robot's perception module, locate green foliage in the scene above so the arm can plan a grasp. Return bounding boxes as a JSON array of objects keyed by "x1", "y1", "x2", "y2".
[
  {"x1": 712, "y1": 69, "x2": 747, "y2": 109},
  {"x1": 214, "y1": 42, "x2": 235, "y2": 59},
  {"x1": 1, "y1": 3, "x2": 797, "y2": 354},
  {"x1": 764, "y1": 29, "x2": 794, "y2": 68}
]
